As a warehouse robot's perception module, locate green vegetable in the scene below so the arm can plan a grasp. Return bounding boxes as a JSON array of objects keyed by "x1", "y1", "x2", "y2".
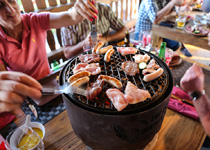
[
  {"x1": 139, "y1": 62, "x2": 147, "y2": 70},
  {"x1": 194, "y1": 30, "x2": 200, "y2": 34}
]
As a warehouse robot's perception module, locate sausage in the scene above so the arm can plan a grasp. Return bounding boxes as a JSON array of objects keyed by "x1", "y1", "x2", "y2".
[
  {"x1": 70, "y1": 76, "x2": 90, "y2": 87},
  {"x1": 92, "y1": 41, "x2": 104, "y2": 54},
  {"x1": 143, "y1": 68, "x2": 164, "y2": 82},
  {"x1": 98, "y1": 75, "x2": 122, "y2": 89},
  {"x1": 68, "y1": 71, "x2": 91, "y2": 84},
  {"x1": 96, "y1": 45, "x2": 113, "y2": 54},
  {"x1": 104, "y1": 49, "x2": 115, "y2": 62}
]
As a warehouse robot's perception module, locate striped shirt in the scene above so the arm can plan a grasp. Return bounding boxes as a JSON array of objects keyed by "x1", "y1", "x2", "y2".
[
  {"x1": 135, "y1": 0, "x2": 172, "y2": 40},
  {"x1": 61, "y1": 3, "x2": 124, "y2": 46}
]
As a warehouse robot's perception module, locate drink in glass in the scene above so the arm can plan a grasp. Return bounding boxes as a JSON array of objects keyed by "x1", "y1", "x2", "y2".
[
  {"x1": 176, "y1": 16, "x2": 187, "y2": 29},
  {"x1": 138, "y1": 30, "x2": 153, "y2": 51}
]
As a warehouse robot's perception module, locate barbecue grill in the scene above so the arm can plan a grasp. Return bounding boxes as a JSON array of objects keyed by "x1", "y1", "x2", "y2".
[{"x1": 59, "y1": 47, "x2": 174, "y2": 150}]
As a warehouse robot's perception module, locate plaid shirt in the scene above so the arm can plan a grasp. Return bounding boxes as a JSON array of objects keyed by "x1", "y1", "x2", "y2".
[
  {"x1": 61, "y1": 3, "x2": 124, "y2": 46},
  {"x1": 135, "y1": 0, "x2": 171, "y2": 40}
]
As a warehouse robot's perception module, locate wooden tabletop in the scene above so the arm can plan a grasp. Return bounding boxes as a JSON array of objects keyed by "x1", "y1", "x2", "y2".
[{"x1": 152, "y1": 11, "x2": 209, "y2": 50}]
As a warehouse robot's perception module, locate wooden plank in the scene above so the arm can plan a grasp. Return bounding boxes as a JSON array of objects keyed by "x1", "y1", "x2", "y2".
[
  {"x1": 152, "y1": 24, "x2": 209, "y2": 50},
  {"x1": 60, "y1": 0, "x2": 67, "y2": 4},
  {"x1": 115, "y1": 1, "x2": 118, "y2": 17},
  {"x1": 37, "y1": 3, "x2": 74, "y2": 12},
  {"x1": 21, "y1": 0, "x2": 34, "y2": 12},
  {"x1": 130, "y1": 0, "x2": 133, "y2": 19},
  {"x1": 125, "y1": 0, "x2": 128, "y2": 21},
  {"x1": 47, "y1": 30, "x2": 56, "y2": 51},
  {"x1": 35, "y1": 0, "x2": 46, "y2": 10},
  {"x1": 98, "y1": 0, "x2": 112, "y2": 4},
  {"x1": 47, "y1": 48, "x2": 67, "y2": 64},
  {"x1": 48, "y1": 0, "x2": 57, "y2": 6},
  {"x1": 121, "y1": 0, "x2": 124, "y2": 20}
]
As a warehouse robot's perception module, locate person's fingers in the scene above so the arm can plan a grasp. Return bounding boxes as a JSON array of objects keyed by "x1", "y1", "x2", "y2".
[
  {"x1": 0, "y1": 91, "x2": 25, "y2": 104},
  {"x1": 0, "y1": 80, "x2": 42, "y2": 99},
  {"x1": 0, "y1": 101, "x2": 21, "y2": 113},
  {"x1": 75, "y1": 0, "x2": 97, "y2": 21},
  {"x1": 0, "y1": 71, "x2": 42, "y2": 90}
]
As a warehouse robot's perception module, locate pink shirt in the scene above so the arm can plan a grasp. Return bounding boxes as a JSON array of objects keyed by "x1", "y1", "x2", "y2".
[{"x1": 0, "y1": 12, "x2": 51, "y2": 80}]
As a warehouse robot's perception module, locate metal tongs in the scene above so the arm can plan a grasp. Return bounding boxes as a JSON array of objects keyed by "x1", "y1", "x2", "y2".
[{"x1": 41, "y1": 85, "x2": 88, "y2": 97}]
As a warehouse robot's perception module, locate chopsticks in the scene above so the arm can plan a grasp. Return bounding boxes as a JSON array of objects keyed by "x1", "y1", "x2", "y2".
[{"x1": 171, "y1": 95, "x2": 194, "y2": 106}]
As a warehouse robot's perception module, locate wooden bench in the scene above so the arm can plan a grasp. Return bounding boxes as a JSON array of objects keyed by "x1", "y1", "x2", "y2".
[{"x1": 19, "y1": 0, "x2": 141, "y2": 64}]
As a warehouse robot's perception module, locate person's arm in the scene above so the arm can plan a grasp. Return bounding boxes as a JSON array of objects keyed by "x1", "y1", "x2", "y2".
[
  {"x1": 0, "y1": 71, "x2": 42, "y2": 113},
  {"x1": 180, "y1": 63, "x2": 210, "y2": 137},
  {"x1": 0, "y1": 64, "x2": 7, "y2": 71},
  {"x1": 154, "y1": 0, "x2": 183, "y2": 24},
  {"x1": 49, "y1": 0, "x2": 98, "y2": 29},
  {"x1": 98, "y1": 26, "x2": 127, "y2": 44}
]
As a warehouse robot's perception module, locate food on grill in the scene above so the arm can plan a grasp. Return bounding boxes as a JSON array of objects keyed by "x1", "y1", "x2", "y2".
[
  {"x1": 121, "y1": 61, "x2": 139, "y2": 76},
  {"x1": 96, "y1": 45, "x2": 113, "y2": 54},
  {"x1": 92, "y1": 41, "x2": 104, "y2": 54},
  {"x1": 146, "y1": 59, "x2": 160, "y2": 70},
  {"x1": 70, "y1": 76, "x2": 90, "y2": 87},
  {"x1": 142, "y1": 68, "x2": 156, "y2": 75},
  {"x1": 185, "y1": 25, "x2": 209, "y2": 36},
  {"x1": 73, "y1": 63, "x2": 101, "y2": 75},
  {"x1": 117, "y1": 47, "x2": 138, "y2": 56},
  {"x1": 143, "y1": 68, "x2": 164, "y2": 82},
  {"x1": 104, "y1": 49, "x2": 115, "y2": 62},
  {"x1": 106, "y1": 88, "x2": 131, "y2": 111},
  {"x1": 139, "y1": 62, "x2": 147, "y2": 70},
  {"x1": 78, "y1": 54, "x2": 100, "y2": 63},
  {"x1": 125, "y1": 81, "x2": 151, "y2": 104},
  {"x1": 68, "y1": 71, "x2": 91, "y2": 84},
  {"x1": 133, "y1": 54, "x2": 150, "y2": 63},
  {"x1": 98, "y1": 75, "x2": 122, "y2": 89},
  {"x1": 86, "y1": 79, "x2": 104, "y2": 100}
]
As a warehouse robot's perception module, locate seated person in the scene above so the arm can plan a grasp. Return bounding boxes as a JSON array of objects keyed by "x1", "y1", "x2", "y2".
[
  {"x1": 61, "y1": 2, "x2": 127, "y2": 59},
  {"x1": 0, "y1": 71, "x2": 42, "y2": 113},
  {"x1": 135, "y1": 0, "x2": 189, "y2": 51},
  {"x1": 0, "y1": 0, "x2": 98, "y2": 80}
]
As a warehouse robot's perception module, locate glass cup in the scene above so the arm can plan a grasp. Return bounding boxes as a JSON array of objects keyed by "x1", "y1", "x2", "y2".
[
  {"x1": 6, "y1": 125, "x2": 44, "y2": 150},
  {"x1": 138, "y1": 30, "x2": 153, "y2": 51},
  {"x1": 83, "y1": 43, "x2": 94, "y2": 52},
  {"x1": 176, "y1": 15, "x2": 187, "y2": 29}
]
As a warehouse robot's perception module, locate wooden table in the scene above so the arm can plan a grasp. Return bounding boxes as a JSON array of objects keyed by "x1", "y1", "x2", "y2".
[
  {"x1": 152, "y1": 11, "x2": 209, "y2": 50},
  {"x1": 12, "y1": 61, "x2": 208, "y2": 150}
]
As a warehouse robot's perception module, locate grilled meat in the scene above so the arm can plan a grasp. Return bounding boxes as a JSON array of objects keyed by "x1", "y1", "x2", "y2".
[{"x1": 121, "y1": 61, "x2": 139, "y2": 76}]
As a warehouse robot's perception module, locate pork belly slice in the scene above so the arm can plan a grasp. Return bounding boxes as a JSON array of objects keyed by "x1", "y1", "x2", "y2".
[
  {"x1": 125, "y1": 81, "x2": 151, "y2": 104},
  {"x1": 73, "y1": 63, "x2": 101, "y2": 75},
  {"x1": 146, "y1": 59, "x2": 160, "y2": 70},
  {"x1": 117, "y1": 47, "x2": 138, "y2": 56},
  {"x1": 86, "y1": 79, "x2": 104, "y2": 101},
  {"x1": 122, "y1": 61, "x2": 139, "y2": 76},
  {"x1": 106, "y1": 89, "x2": 132, "y2": 111},
  {"x1": 133, "y1": 54, "x2": 150, "y2": 63},
  {"x1": 78, "y1": 54, "x2": 100, "y2": 63}
]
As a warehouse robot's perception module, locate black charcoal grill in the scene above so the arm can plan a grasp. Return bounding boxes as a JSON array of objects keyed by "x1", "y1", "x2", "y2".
[{"x1": 59, "y1": 47, "x2": 173, "y2": 150}]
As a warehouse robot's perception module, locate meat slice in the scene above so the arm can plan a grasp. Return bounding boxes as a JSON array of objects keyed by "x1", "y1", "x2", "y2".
[
  {"x1": 86, "y1": 79, "x2": 104, "y2": 100},
  {"x1": 146, "y1": 59, "x2": 160, "y2": 70},
  {"x1": 117, "y1": 47, "x2": 138, "y2": 56},
  {"x1": 106, "y1": 89, "x2": 133, "y2": 111},
  {"x1": 98, "y1": 75, "x2": 122, "y2": 89},
  {"x1": 73, "y1": 63, "x2": 101, "y2": 75},
  {"x1": 121, "y1": 61, "x2": 139, "y2": 76},
  {"x1": 133, "y1": 54, "x2": 150, "y2": 63},
  {"x1": 78, "y1": 54, "x2": 100, "y2": 63},
  {"x1": 125, "y1": 81, "x2": 151, "y2": 104}
]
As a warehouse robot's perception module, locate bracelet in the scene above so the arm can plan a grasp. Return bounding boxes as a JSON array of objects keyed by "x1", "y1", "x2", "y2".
[{"x1": 190, "y1": 90, "x2": 205, "y2": 101}]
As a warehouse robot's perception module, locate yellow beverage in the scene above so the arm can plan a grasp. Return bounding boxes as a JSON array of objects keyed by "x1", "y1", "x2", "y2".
[
  {"x1": 18, "y1": 128, "x2": 43, "y2": 150},
  {"x1": 195, "y1": 3, "x2": 201, "y2": 8},
  {"x1": 177, "y1": 21, "x2": 185, "y2": 28}
]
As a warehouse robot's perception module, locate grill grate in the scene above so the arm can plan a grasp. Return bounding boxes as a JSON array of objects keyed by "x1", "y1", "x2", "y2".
[{"x1": 61, "y1": 47, "x2": 169, "y2": 112}]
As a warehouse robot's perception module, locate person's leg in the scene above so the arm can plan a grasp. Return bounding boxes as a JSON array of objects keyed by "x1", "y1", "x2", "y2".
[{"x1": 163, "y1": 38, "x2": 180, "y2": 51}]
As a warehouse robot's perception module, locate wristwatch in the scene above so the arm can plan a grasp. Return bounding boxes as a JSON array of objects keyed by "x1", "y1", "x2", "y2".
[{"x1": 190, "y1": 90, "x2": 206, "y2": 101}]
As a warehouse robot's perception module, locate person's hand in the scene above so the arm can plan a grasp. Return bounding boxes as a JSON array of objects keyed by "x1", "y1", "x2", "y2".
[
  {"x1": 0, "y1": 71, "x2": 42, "y2": 113},
  {"x1": 180, "y1": 63, "x2": 204, "y2": 93},
  {"x1": 74, "y1": 0, "x2": 98, "y2": 21},
  {"x1": 208, "y1": 32, "x2": 210, "y2": 46}
]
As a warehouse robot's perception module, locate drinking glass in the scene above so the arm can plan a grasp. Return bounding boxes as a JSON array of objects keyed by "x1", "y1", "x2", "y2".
[
  {"x1": 83, "y1": 43, "x2": 93, "y2": 52},
  {"x1": 6, "y1": 125, "x2": 44, "y2": 150},
  {"x1": 138, "y1": 30, "x2": 153, "y2": 51},
  {"x1": 176, "y1": 15, "x2": 187, "y2": 29}
]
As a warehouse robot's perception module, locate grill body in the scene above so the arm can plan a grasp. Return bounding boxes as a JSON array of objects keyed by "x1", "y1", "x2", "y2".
[{"x1": 60, "y1": 49, "x2": 174, "y2": 149}]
